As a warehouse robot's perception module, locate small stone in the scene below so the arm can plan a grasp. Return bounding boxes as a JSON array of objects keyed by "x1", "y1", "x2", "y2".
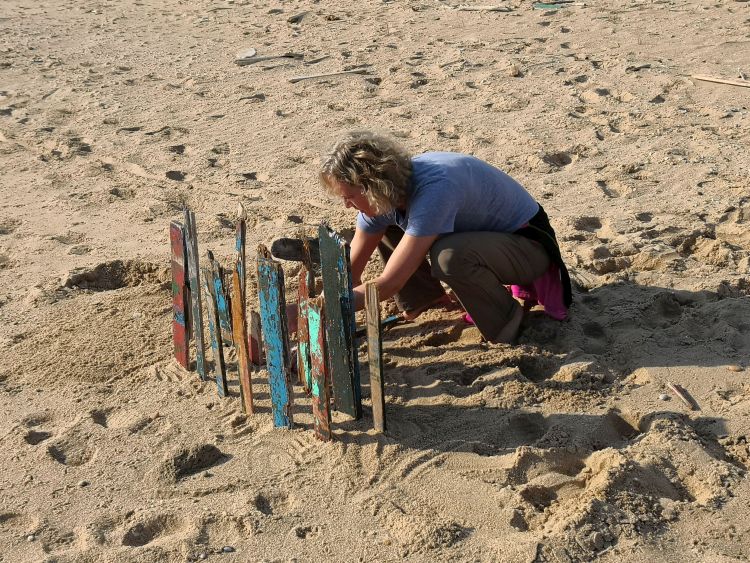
[
  {"x1": 507, "y1": 63, "x2": 522, "y2": 77},
  {"x1": 27, "y1": 534, "x2": 35, "y2": 542},
  {"x1": 197, "y1": 553, "x2": 208, "y2": 560},
  {"x1": 727, "y1": 364, "x2": 744, "y2": 372},
  {"x1": 78, "y1": 480, "x2": 90, "y2": 487},
  {"x1": 591, "y1": 531, "x2": 605, "y2": 550},
  {"x1": 659, "y1": 393, "x2": 670, "y2": 401},
  {"x1": 222, "y1": 546, "x2": 235, "y2": 553}
]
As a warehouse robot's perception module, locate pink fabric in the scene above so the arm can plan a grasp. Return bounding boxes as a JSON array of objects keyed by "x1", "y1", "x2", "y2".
[
  {"x1": 462, "y1": 264, "x2": 568, "y2": 325},
  {"x1": 511, "y1": 264, "x2": 568, "y2": 321}
]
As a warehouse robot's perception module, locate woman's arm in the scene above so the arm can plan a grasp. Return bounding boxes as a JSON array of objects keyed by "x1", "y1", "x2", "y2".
[
  {"x1": 352, "y1": 233, "x2": 437, "y2": 311},
  {"x1": 349, "y1": 227, "x2": 384, "y2": 286}
]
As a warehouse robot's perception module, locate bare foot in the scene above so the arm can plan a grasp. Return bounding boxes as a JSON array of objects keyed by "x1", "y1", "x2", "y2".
[{"x1": 402, "y1": 294, "x2": 457, "y2": 321}]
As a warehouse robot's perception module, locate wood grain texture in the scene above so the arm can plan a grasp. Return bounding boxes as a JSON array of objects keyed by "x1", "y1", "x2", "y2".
[
  {"x1": 297, "y1": 267, "x2": 313, "y2": 392},
  {"x1": 249, "y1": 310, "x2": 263, "y2": 366},
  {"x1": 257, "y1": 245, "x2": 293, "y2": 428},
  {"x1": 203, "y1": 252, "x2": 228, "y2": 397},
  {"x1": 308, "y1": 297, "x2": 332, "y2": 441},
  {"x1": 170, "y1": 221, "x2": 189, "y2": 369},
  {"x1": 365, "y1": 282, "x2": 386, "y2": 433},
  {"x1": 232, "y1": 269, "x2": 254, "y2": 414},
  {"x1": 216, "y1": 264, "x2": 234, "y2": 346},
  {"x1": 236, "y1": 204, "x2": 247, "y2": 301},
  {"x1": 183, "y1": 208, "x2": 207, "y2": 380},
  {"x1": 318, "y1": 224, "x2": 362, "y2": 420}
]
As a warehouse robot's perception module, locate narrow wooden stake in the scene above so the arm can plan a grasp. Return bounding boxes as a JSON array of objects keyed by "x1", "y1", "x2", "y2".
[
  {"x1": 236, "y1": 203, "x2": 247, "y2": 301},
  {"x1": 365, "y1": 283, "x2": 386, "y2": 433},
  {"x1": 183, "y1": 208, "x2": 207, "y2": 380},
  {"x1": 231, "y1": 269, "x2": 254, "y2": 414},
  {"x1": 289, "y1": 68, "x2": 369, "y2": 83},
  {"x1": 257, "y1": 245, "x2": 293, "y2": 428},
  {"x1": 213, "y1": 262, "x2": 233, "y2": 346},
  {"x1": 249, "y1": 310, "x2": 263, "y2": 366},
  {"x1": 308, "y1": 297, "x2": 332, "y2": 441},
  {"x1": 170, "y1": 221, "x2": 189, "y2": 369},
  {"x1": 667, "y1": 381, "x2": 697, "y2": 411},
  {"x1": 203, "y1": 253, "x2": 228, "y2": 397},
  {"x1": 692, "y1": 75, "x2": 750, "y2": 89},
  {"x1": 318, "y1": 224, "x2": 362, "y2": 420},
  {"x1": 297, "y1": 267, "x2": 313, "y2": 392}
]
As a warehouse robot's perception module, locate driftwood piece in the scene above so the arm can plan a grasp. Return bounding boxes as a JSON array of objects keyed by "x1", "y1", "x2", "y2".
[
  {"x1": 692, "y1": 75, "x2": 750, "y2": 89},
  {"x1": 257, "y1": 245, "x2": 293, "y2": 428},
  {"x1": 183, "y1": 209, "x2": 207, "y2": 380},
  {"x1": 297, "y1": 267, "x2": 314, "y2": 392},
  {"x1": 289, "y1": 69, "x2": 369, "y2": 84},
  {"x1": 308, "y1": 297, "x2": 332, "y2": 441},
  {"x1": 365, "y1": 283, "x2": 386, "y2": 433},
  {"x1": 319, "y1": 224, "x2": 362, "y2": 420},
  {"x1": 231, "y1": 269, "x2": 254, "y2": 414},
  {"x1": 203, "y1": 253, "x2": 228, "y2": 397},
  {"x1": 170, "y1": 221, "x2": 189, "y2": 369}
]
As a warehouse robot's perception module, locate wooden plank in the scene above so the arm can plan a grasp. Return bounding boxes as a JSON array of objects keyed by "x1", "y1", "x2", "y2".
[
  {"x1": 248, "y1": 310, "x2": 263, "y2": 366},
  {"x1": 257, "y1": 245, "x2": 293, "y2": 428},
  {"x1": 183, "y1": 208, "x2": 208, "y2": 380},
  {"x1": 213, "y1": 262, "x2": 233, "y2": 346},
  {"x1": 297, "y1": 267, "x2": 313, "y2": 392},
  {"x1": 318, "y1": 224, "x2": 362, "y2": 419},
  {"x1": 231, "y1": 269, "x2": 254, "y2": 414},
  {"x1": 365, "y1": 282, "x2": 386, "y2": 433},
  {"x1": 236, "y1": 204, "x2": 247, "y2": 301},
  {"x1": 170, "y1": 221, "x2": 189, "y2": 369},
  {"x1": 202, "y1": 252, "x2": 228, "y2": 397},
  {"x1": 692, "y1": 74, "x2": 750, "y2": 89},
  {"x1": 308, "y1": 297, "x2": 332, "y2": 441}
]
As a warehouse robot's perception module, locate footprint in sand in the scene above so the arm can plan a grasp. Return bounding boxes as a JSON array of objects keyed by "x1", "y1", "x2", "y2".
[{"x1": 120, "y1": 513, "x2": 187, "y2": 547}]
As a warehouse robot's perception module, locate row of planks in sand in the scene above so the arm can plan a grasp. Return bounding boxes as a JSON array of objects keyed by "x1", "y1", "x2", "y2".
[{"x1": 169, "y1": 206, "x2": 386, "y2": 441}]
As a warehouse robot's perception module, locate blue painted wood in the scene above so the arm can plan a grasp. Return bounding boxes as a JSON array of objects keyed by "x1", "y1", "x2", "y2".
[
  {"x1": 183, "y1": 208, "x2": 208, "y2": 380},
  {"x1": 202, "y1": 252, "x2": 228, "y2": 397},
  {"x1": 318, "y1": 224, "x2": 362, "y2": 419},
  {"x1": 257, "y1": 245, "x2": 293, "y2": 429}
]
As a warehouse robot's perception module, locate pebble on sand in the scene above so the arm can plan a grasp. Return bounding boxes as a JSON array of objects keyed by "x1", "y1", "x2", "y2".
[{"x1": 659, "y1": 393, "x2": 670, "y2": 401}]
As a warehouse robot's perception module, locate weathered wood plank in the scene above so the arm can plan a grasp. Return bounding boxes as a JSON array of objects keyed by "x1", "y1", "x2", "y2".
[
  {"x1": 236, "y1": 204, "x2": 247, "y2": 301},
  {"x1": 248, "y1": 310, "x2": 263, "y2": 366},
  {"x1": 170, "y1": 221, "x2": 189, "y2": 369},
  {"x1": 365, "y1": 282, "x2": 386, "y2": 433},
  {"x1": 231, "y1": 269, "x2": 254, "y2": 414},
  {"x1": 308, "y1": 297, "x2": 332, "y2": 441},
  {"x1": 257, "y1": 245, "x2": 293, "y2": 428},
  {"x1": 297, "y1": 267, "x2": 313, "y2": 392},
  {"x1": 183, "y1": 208, "x2": 208, "y2": 380},
  {"x1": 318, "y1": 224, "x2": 362, "y2": 419},
  {"x1": 216, "y1": 263, "x2": 234, "y2": 346},
  {"x1": 203, "y1": 252, "x2": 228, "y2": 397}
]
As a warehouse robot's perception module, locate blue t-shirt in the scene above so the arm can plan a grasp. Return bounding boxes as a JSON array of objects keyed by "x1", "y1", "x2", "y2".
[{"x1": 356, "y1": 152, "x2": 539, "y2": 237}]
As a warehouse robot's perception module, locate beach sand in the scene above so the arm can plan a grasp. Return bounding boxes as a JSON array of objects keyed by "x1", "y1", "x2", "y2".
[{"x1": 1, "y1": 0, "x2": 749, "y2": 561}]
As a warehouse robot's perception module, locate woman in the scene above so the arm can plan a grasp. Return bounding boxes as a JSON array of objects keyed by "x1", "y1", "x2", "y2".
[{"x1": 316, "y1": 130, "x2": 571, "y2": 343}]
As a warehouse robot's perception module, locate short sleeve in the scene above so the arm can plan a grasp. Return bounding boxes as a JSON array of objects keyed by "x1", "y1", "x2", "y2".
[{"x1": 356, "y1": 211, "x2": 393, "y2": 234}]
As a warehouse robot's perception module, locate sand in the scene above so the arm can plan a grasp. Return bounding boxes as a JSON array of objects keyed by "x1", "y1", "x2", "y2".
[{"x1": 1, "y1": 0, "x2": 749, "y2": 561}]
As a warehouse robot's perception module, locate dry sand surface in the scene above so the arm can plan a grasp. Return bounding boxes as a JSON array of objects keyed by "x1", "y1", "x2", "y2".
[{"x1": 1, "y1": 0, "x2": 750, "y2": 561}]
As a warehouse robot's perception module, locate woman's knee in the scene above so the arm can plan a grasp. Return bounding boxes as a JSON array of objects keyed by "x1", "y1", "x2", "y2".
[{"x1": 430, "y1": 238, "x2": 472, "y2": 279}]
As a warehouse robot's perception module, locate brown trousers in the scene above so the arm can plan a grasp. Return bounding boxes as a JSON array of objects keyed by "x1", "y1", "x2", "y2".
[{"x1": 379, "y1": 226, "x2": 550, "y2": 341}]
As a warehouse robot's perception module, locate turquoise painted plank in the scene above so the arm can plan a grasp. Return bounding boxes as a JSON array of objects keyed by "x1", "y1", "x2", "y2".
[
  {"x1": 257, "y1": 246, "x2": 293, "y2": 428},
  {"x1": 308, "y1": 298, "x2": 331, "y2": 441}
]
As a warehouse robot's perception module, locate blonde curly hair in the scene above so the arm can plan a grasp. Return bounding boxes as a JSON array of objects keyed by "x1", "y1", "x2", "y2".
[{"x1": 319, "y1": 130, "x2": 413, "y2": 215}]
